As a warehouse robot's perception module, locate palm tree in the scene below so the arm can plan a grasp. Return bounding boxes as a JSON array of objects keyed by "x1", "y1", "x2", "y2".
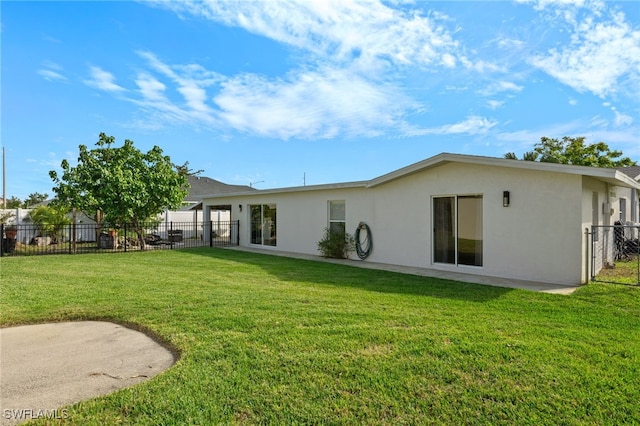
[{"x1": 504, "y1": 151, "x2": 539, "y2": 161}]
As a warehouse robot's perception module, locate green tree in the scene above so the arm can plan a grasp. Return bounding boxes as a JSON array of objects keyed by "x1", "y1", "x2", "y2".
[
  {"x1": 27, "y1": 205, "x2": 71, "y2": 243},
  {"x1": 505, "y1": 136, "x2": 636, "y2": 167},
  {"x1": 504, "y1": 151, "x2": 538, "y2": 161},
  {"x1": 23, "y1": 192, "x2": 49, "y2": 207},
  {"x1": 49, "y1": 133, "x2": 189, "y2": 249},
  {"x1": 4, "y1": 196, "x2": 22, "y2": 209}
]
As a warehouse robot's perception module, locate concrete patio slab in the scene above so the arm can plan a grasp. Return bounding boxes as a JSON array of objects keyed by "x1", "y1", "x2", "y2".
[{"x1": 0, "y1": 321, "x2": 176, "y2": 425}]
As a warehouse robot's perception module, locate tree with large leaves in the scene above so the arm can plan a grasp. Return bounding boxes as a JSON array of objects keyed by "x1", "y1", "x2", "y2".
[
  {"x1": 505, "y1": 136, "x2": 636, "y2": 167},
  {"x1": 49, "y1": 133, "x2": 189, "y2": 249}
]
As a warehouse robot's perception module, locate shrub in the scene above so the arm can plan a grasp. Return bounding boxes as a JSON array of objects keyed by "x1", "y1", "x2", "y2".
[
  {"x1": 317, "y1": 227, "x2": 354, "y2": 259},
  {"x1": 27, "y1": 205, "x2": 71, "y2": 243}
]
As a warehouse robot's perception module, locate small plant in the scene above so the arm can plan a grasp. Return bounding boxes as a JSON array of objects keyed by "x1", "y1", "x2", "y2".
[{"x1": 317, "y1": 227, "x2": 354, "y2": 259}]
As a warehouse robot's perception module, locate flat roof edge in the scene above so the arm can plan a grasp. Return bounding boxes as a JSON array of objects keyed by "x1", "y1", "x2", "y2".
[
  {"x1": 200, "y1": 180, "x2": 369, "y2": 199},
  {"x1": 368, "y1": 153, "x2": 640, "y2": 189}
]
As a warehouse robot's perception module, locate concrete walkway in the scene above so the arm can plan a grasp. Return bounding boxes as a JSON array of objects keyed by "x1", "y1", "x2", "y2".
[{"x1": 226, "y1": 246, "x2": 581, "y2": 295}]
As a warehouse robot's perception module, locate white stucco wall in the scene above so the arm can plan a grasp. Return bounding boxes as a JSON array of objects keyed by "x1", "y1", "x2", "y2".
[
  {"x1": 203, "y1": 161, "x2": 597, "y2": 286},
  {"x1": 360, "y1": 163, "x2": 584, "y2": 285}
]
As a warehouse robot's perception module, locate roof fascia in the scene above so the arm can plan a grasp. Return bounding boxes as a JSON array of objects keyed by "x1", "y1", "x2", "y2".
[
  {"x1": 367, "y1": 153, "x2": 640, "y2": 190},
  {"x1": 200, "y1": 153, "x2": 640, "y2": 202},
  {"x1": 200, "y1": 180, "x2": 369, "y2": 200}
]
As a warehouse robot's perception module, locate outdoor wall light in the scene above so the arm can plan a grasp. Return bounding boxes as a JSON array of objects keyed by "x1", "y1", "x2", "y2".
[
  {"x1": 503, "y1": 191, "x2": 510, "y2": 207},
  {"x1": 239, "y1": 204, "x2": 243, "y2": 212}
]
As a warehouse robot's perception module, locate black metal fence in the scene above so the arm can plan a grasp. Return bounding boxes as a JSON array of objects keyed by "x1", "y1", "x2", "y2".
[
  {"x1": 590, "y1": 224, "x2": 640, "y2": 285},
  {"x1": 0, "y1": 220, "x2": 239, "y2": 256}
]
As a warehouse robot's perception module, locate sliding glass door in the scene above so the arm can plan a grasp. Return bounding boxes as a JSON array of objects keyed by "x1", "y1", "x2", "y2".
[
  {"x1": 433, "y1": 195, "x2": 483, "y2": 267},
  {"x1": 250, "y1": 204, "x2": 277, "y2": 246}
]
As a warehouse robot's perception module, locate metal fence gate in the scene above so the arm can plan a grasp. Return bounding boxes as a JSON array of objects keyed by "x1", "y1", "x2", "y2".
[{"x1": 590, "y1": 224, "x2": 640, "y2": 285}]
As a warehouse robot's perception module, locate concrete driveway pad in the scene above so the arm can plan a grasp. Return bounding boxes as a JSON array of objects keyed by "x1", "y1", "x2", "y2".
[{"x1": 0, "y1": 321, "x2": 176, "y2": 425}]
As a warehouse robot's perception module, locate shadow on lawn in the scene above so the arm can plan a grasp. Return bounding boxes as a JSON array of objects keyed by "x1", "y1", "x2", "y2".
[{"x1": 175, "y1": 247, "x2": 512, "y2": 302}]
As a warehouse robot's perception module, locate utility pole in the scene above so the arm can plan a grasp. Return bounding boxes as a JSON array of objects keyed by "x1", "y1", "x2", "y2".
[{"x1": 2, "y1": 147, "x2": 6, "y2": 209}]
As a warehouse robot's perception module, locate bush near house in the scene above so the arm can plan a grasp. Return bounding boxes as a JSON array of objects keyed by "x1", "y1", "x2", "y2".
[{"x1": 317, "y1": 227, "x2": 355, "y2": 259}]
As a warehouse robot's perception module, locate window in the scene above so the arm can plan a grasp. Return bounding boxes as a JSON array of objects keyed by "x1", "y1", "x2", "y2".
[
  {"x1": 328, "y1": 200, "x2": 346, "y2": 234},
  {"x1": 433, "y1": 195, "x2": 483, "y2": 267},
  {"x1": 250, "y1": 204, "x2": 277, "y2": 246},
  {"x1": 619, "y1": 198, "x2": 627, "y2": 223}
]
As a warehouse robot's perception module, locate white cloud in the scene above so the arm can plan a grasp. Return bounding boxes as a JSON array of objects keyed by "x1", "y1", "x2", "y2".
[
  {"x1": 135, "y1": 1, "x2": 524, "y2": 140},
  {"x1": 487, "y1": 100, "x2": 505, "y2": 110},
  {"x1": 479, "y1": 80, "x2": 524, "y2": 96},
  {"x1": 126, "y1": 53, "x2": 411, "y2": 138},
  {"x1": 84, "y1": 66, "x2": 126, "y2": 92},
  {"x1": 178, "y1": 81, "x2": 212, "y2": 116},
  {"x1": 440, "y1": 53, "x2": 456, "y2": 68},
  {"x1": 149, "y1": 0, "x2": 461, "y2": 70},
  {"x1": 403, "y1": 116, "x2": 498, "y2": 136},
  {"x1": 37, "y1": 69, "x2": 67, "y2": 82},
  {"x1": 460, "y1": 58, "x2": 505, "y2": 74},
  {"x1": 213, "y1": 67, "x2": 411, "y2": 139},
  {"x1": 593, "y1": 103, "x2": 636, "y2": 128},
  {"x1": 500, "y1": 81, "x2": 524, "y2": 92},
  {"x1": 38, "y1": 61, "x2": 67, "y2": 82},
  {"x1": 129, "y1": 52, "x2": 224, "y2": 126},
  {"x1": 135, "y1": 73, "x2": 167, "y2": 102},
  {"x1": 530, "y1": 6, "x2": 640, "y2": 97},
  {"x1": 496, "y1": 36, "x2": 525, "y2": 50},
  {"x1": 27, "y1": 152, "x2": 64, "y2": 169},
  {"x1": 519, "y1": 0, "x2": 587, "y2": 9},
  {"x1": 440, "y1": 116, "x2": 498, "y2": 135},
  {"x1": 613, "y1": 111, "x2": 633, "y2": 127},
  {"x1": 131, "y1": 73, "x2": 193, "y2": 124}
]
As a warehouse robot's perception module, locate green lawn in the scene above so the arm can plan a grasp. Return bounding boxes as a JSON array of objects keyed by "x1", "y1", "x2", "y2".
[
  {"x1": 1, "y1": 248, "x2": 639, "y2": 425},
  {"x1": 594, "y1": 256, "x2": 640, "y2": 285}
]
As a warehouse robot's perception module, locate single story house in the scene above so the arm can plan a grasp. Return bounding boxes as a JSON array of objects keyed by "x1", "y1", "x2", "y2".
[{"x1": 200, "y1": 153, "x2": 640, "y2": 287}]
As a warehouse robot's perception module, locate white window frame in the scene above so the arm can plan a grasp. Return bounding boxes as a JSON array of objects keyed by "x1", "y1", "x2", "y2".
[{"x1": 328, "y1": 200, "x2": 346, "y2": 234}]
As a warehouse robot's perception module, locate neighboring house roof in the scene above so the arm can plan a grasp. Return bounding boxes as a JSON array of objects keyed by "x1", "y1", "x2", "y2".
[
  {"x1": 28, "y1": 199, "x2": 53, "y2": 208},
  {"x1": 202, "y1": 153, "x2": 640, "y2": 199},
  {"x1": 185, "y1": 175, "x2": 255, "y2": 202},
  {"x1": 617, "y1": 166, "x2": 640, "y2": 181},
  {"x1": 24, "y1": 176, "x2": 252, "y2": 210}
]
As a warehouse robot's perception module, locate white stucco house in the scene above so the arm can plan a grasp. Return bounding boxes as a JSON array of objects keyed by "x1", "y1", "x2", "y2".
[{"x1": 200, "y1": 153, "x2": 640, "y2": 287}]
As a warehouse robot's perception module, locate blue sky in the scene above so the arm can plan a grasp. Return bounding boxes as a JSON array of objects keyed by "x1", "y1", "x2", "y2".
[{"x1": 2, "y1": 0, "x2": 639, "y2": 199}]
